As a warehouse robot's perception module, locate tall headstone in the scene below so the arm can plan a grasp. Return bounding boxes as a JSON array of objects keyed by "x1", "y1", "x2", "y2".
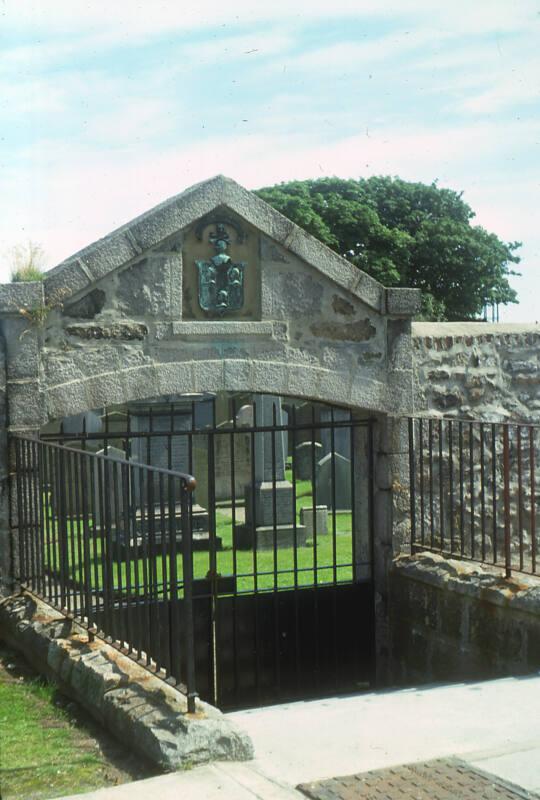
[
  {"x1": 315, "y1": 451, "x2": 352, "y2": 510},
  {"x1": 320, "y1": 408, "x2": 351, "y2": 460},
  {"x1": 235, "y1": 395, "x2": 306, "y2": 550},
  {"x1": 295, "y1": 441, "x2": 322, "y2": 480}
]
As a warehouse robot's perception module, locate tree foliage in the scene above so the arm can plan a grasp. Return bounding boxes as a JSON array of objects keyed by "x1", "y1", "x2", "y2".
[{"x1": 256, "y1": 177, "x2": 520, "y2": 320}]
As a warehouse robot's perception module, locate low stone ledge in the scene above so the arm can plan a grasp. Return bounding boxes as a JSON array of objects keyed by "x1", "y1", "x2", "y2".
[
  {"x1": 390, "y1": 553, "x2": 540, "y2": 685},
  {"x1": 393, "y1": 552, "x2": 540, "y2": 614},
  {"x1": 0, "y1": 593, "x2": 253, "y2": 770}
]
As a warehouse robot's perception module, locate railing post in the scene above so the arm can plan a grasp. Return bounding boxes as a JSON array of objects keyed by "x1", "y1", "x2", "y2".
[
  {"x1": 181, "y1": 477, "x2": 198, "y2": 714},
  {"x1": 408, "y1": 418, "x2": 416, "y2": 554},
  {"x1": 502, "y1": 424, "x2": 512, "y2": 579}
]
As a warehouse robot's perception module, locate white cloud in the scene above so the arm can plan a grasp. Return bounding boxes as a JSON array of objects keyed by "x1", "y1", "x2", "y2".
[{"x1": 3, "y1": 0, "x2": 538, "y2": 42}]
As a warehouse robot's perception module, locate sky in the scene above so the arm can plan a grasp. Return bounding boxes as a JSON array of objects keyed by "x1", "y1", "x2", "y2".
[{"x1": 1, "y1": 0, "x2": 539, "y2": 321}]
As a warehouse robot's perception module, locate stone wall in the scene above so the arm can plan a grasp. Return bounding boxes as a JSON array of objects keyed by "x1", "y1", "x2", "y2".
[
  {"x1": 391, "y1": 553, "x2": 540, "y2": 684},
  {"x1": 389, "y1": 323, "x2": 540, "y2": 555},
  {"x1": 413, "y1": 322, "x2": 540, "y2": 422}
]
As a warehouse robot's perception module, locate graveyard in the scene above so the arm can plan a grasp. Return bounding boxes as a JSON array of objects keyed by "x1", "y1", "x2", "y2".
[{"x1": 0, "y1": 175, "x2": 538, "y2": 799}]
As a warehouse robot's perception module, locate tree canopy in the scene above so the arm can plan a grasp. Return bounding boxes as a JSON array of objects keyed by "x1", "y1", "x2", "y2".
[{"x1": 256, "y1": 177, "x2": 520, "y2": 321}]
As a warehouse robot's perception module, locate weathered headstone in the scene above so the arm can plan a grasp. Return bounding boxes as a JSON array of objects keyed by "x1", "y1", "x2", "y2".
[
  {"x1": 235, "y1": 395, "x2": 306, "y2": 550},
  {"x1": 295, "y1": 441, "x2": 322, "y2": 480},
  {"x1": 320, "y1": 408, "x2": 351, "y2": 460},
  {"x1": 299, "y1": 505, "x2": 328, "y2": 538},
  {"x1": 236, "y1": 404, "x2": 253, "y2": 427},
  {"x1": 92, "y1": 446, "x2": 126, "y2": 529},
  {"x1": 315, "y1": 451, "x2": 352, "y2": 510}
]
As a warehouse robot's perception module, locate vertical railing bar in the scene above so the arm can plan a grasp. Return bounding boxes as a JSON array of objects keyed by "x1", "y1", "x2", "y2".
[
  {"x1": 14, "y1": 439, "x2": 25, "y2": 588},
  {"x1": 459, "y1": 422, "x2": 465, "y2": 558},
  {"x1": 157, "y1": 470, "x2": 167, "y2": 672},
  {"x1": 181, "y1": 479, "x2": 197, "y2": 714},
  {"x1": 517, "y1": 425, "x2": 524, "y2": 572},
  {"x1": 250, "y1": 400, "x2": 260, "y2": 702},
  {"x1": 24, "y1": 440, "x2": 35, "y2": 592},
  {"x1": 408, "y1": 418, "x2": 416, "y2": 553},
  {"x1": 330, "y1": 407, "x2": 338, "y2": 691},
  {"x1": 33, "y1": 440, "x2": 45, "y2": 597},
  {"x1": 492, "y1": 423, "x2": 498, "y2": 564},
  {"x1": 43, "y1": 443, "x2": 54, "y2": 604},
  {"x1": 531, "y1": 427, "x2": 537, "y2": 574},
  {"x1": 349, "y1": 414, "x2": 357, "y2": 578},
  {"x1": 65, "y1": 449, "x2": 77, "y2": 615},
  {"x1": 88, "y1": 443, "x2": 101, "y2": 624},
  {"x1": 330, "y1": 407, "x2": 337, "y2": 586},
  {"x1": 438, "y1": 419, "x2": 445, "y2": 553},
  {"x1": 95, "y1": 449, "x2": 108, "y2": 633},
  {"x1": 312, "y1": 405, "x2": 319, "y2": 586},
  {"x1": 291, "y1": 404, "x2": 300, "y2": 694},
  {"x1": 469, "y1": 422, "x2": 475, "y2": 561},
  {"x1": 112, "y1": 460, "x2": 124, "y2": 648},
  {"x1": 138, "y1": 465, "x2": 150, "y2": 664},
  {"x1": 428, "y1": 418, "x2": 434, "y2": 549},
  {"x1": 419, "y1": 418, "x2": 425, "y2": 547},
  {"x1": 503, "y1": 424, "x2": 512, "y2": 578},
  {"x1": 58, "y1": 444, "x2": 69, "y2": 610},
  {"x1": 103, "y1": 458, "x2": 115, "y2": 639},
  {"x1": 480, "y1": 423, "x2": 486, "y2": 563},
  {"x1": 129, "y1": 463, "x2": 142, "y2": 662},
  {"x1": 147, "y1": 455, "x2": 159, "y2": 669},
  {"x1": 230, "y1": 396, "x2": 239, "y2": 705},
  {"x1": 448, "y1": 420, "x2": 455, "y2": 554},
  {"x1": 80, "y1": 453, "x2": 93, "y2": 629},
  {"x1": 73, "y1": 449, "x2": 85, "y2": 621},
  {"x1": 271, "y1": 402, "x2": 280, "y2": 694},
  {"x1": 311, "y1": 405, "x2": 320, "y2": 691}
]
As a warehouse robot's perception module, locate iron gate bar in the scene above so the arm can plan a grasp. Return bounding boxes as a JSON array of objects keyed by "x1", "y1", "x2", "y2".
[
  {"x1": 408, "y1": 417, "x2": 539, "y2": 578},
  {"x1": 492, "y1": 423, "x2": 498, "y2": 563},
  {"x1": 11, "y1": 434, "x2": 198, "y2": 713},
  {"x1": 531, "y1": 427, "x2": 537, "y2": 573},
  {"x1": 32, "y1": 399, "x2": 376, "y2": 711}
]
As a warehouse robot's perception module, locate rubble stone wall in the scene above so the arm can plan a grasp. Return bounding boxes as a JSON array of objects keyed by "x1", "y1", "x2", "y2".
[{"x1": 412, "y1": 322, "x2": 540, "y2": 422}]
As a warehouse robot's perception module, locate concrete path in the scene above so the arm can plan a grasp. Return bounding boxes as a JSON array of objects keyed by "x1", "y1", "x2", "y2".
[{"x1": 59, "y1": 674, "x2": 540, "y2": 799}]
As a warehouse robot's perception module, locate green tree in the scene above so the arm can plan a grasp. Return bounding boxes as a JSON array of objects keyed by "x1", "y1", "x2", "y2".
[{"x1": 256, "y1": 177, "x2": 520, "y2": 320}]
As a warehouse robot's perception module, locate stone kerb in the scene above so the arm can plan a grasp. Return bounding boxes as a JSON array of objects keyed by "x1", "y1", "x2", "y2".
[{"x1": 0, "y1": 592, "x2": 253, "y2": 769}]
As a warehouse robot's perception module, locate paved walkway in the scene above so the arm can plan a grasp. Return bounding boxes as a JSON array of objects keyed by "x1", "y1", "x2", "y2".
[{"x1": 59, "y1": 674, "x2": 540, "y2": 799}]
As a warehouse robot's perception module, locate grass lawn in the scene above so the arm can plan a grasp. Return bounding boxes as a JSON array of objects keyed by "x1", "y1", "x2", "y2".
[
  {"x1": 38, "y1": 470, "x2": 358, "y2": 599},
  {"x1": 0, "y1": 644, "x2": 157, "y2": 800}
]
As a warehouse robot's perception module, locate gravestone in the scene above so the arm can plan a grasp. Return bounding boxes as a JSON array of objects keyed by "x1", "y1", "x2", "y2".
[
  {"x1": 320, "y1": 408, "x2": 351, "y2": 460},
  {"x1": 92, "y1": 446, "x2": 126, "y2": 530},
  {"x1": 236, "y1": 404, "x2": 253, "y2": 427},
  {"x1": 315, "y1": 451, "x2": 352, "y2": 510},
  {"x1": 295, "y1": 441, "x2": 322, "y2": 480},
  {"x1": 299, "y1": 505, "x2": 328, "y2": 538},
  {"x1": 235, "y1": 395, "x2": 306, "y2": 550}
]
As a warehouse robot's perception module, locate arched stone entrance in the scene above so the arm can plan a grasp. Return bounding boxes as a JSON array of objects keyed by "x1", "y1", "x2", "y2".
[{"x1": 0, "y1": 175, "x2": 420, "y2": 693}]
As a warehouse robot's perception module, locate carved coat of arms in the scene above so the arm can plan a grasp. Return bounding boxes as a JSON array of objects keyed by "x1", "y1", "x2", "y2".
[{"x1": 196, "y1": 223, "x2": 246, "y2": 315}]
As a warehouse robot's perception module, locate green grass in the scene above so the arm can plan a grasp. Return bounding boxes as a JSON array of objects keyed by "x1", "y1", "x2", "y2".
[
  {"x1": 39, "y1": 473, "x2": 356, "y2": 598},
  {"x1": 0, "y1": 647, "x2": 155, "y2": 799}
]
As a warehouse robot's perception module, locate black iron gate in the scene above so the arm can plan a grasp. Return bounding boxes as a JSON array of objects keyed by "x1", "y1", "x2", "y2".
[{"x1": 16, "y1": 394, "x2": 376, "y2": 710}]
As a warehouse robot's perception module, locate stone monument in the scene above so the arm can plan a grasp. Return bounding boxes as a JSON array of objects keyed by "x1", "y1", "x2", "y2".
[{"x1": 235, "y1": 395, "x2": 306, "y2": 550}]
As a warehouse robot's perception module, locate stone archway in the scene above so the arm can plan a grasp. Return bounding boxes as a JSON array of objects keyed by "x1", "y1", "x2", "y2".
[{"x1": 0, "y1": 175, "x2": 420, "y2": 683}]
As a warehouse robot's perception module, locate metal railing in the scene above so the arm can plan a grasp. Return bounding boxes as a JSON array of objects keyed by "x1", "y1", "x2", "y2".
[
  {"x1": 408, "y1": 417, "x2": 538, "y2": 577},
  {"x1": 12, "y1": 435, "x2": 199, "y2": 712}
]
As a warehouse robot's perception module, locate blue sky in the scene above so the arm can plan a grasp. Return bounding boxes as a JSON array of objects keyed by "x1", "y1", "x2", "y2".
[{"x1": 1, "y1": 0, "x2": 539, "y2": 320}]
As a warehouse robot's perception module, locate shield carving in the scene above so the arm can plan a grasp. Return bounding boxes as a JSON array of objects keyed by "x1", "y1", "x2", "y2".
[{"x1": 196, "y1": 223, "x2": 246, "y2": 314}]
